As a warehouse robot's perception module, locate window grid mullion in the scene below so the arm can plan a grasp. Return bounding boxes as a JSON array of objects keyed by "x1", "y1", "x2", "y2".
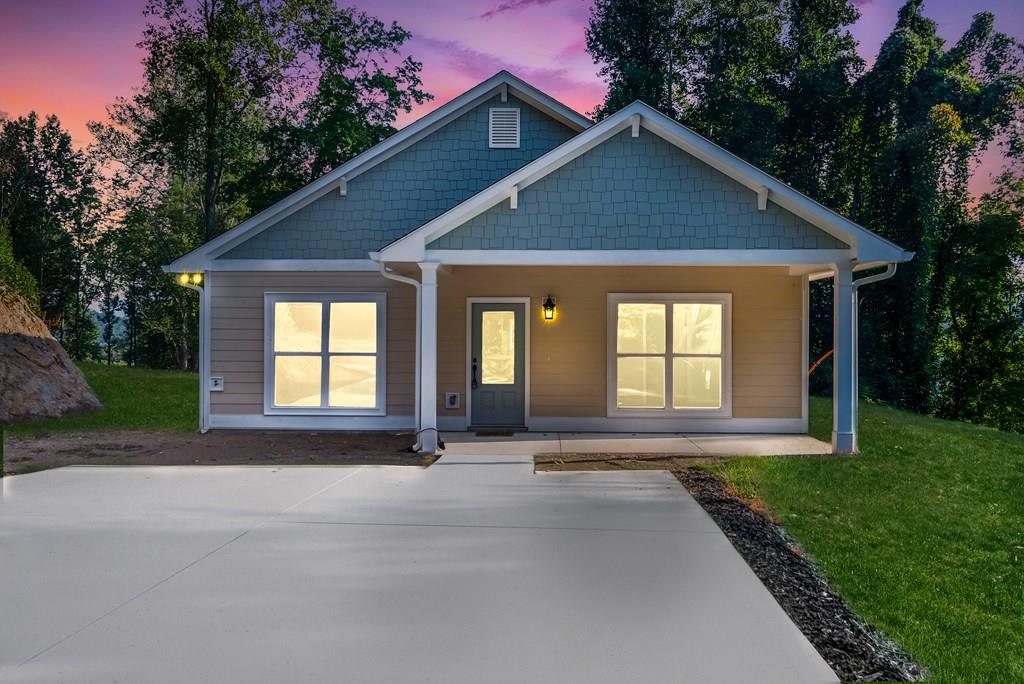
[
  {"x1": 664, "y1": 302, "x2": 673, "y2": 412},
  {"x1": 320, "y1": 302, "x2": 330, "y2": 408}
]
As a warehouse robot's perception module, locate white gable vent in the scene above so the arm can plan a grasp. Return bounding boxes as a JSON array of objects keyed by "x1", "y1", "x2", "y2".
[{"x1": 489, "y1": 108, "x2": 520, "y2": 148}]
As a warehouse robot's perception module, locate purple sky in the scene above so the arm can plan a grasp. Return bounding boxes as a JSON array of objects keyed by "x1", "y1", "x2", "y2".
[{"x1": 1, "y1": 0, "x2": 1021, "y2": 194}]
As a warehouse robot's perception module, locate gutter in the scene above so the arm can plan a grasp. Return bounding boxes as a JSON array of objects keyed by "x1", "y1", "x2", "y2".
[{"x1": 372, "y1": 255, "x2": 423, "y2": 452}]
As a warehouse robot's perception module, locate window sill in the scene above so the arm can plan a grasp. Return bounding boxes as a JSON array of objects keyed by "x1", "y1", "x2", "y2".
[
  {"x1": 607, "y1": 408, "x2": 733, "y2": 419},
  {"x1": 264, "y1": 407, "x2": 387, "y2": 417}
]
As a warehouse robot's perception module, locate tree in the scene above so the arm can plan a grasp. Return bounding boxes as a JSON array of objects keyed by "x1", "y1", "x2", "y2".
[
  {"x1": 776, "y1": 0, "x2": 863, "y2": 208},
  {"x1": 0, "y1": 113, "x2": 102, "y2": 352},
  {"x1": 936, "y1": 172, "x2": 1024, "y2": 431},
  {"x1": 853, "y1": 3, "x2": 1024, "y2": 410},
  {"x1": 586, "y1": 0, "x2": 679, "y2": 119},
  {"x1": 93, "y1": 0, "x2": 429, "y2": 241},
  {"x1": 86, "y1": 0, "x2": 429, "y2": 370}
]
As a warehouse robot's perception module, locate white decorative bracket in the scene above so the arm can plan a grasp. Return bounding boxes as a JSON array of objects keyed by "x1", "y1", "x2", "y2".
[
  {"x1": 499, "y1": 83, "x2": 508, "y2": 103},
  {"x1": 338, "y1": 176, "x2": 348, "y2": 197},
  {"x1": 509, "y1": 185, "x2": 518, "y2": 210},
  {"x1": 756, "y1": 186, "x2": 769, "y2": 211},
  {"x1": 630, "y1": 114, "x2": 641, "y2": 138}
]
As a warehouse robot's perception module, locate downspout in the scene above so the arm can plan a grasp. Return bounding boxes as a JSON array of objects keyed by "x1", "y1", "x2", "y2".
[
  {"x1": 851, "y1": 263, "x2": 898, "y2": 436},
  {"x1": 376, "y1": 260, "x2": 422, "y2": 451}
]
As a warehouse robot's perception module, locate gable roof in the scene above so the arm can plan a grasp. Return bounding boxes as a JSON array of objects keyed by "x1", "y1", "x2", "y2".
[
  {"x1": 165, "y1": 71, "x2": 591, "y2": 273},
  {"x1": 377, "y1": 101, "x2": 913, "y2": 265}
]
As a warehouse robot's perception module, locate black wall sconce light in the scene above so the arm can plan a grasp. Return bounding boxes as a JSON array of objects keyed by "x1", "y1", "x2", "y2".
[{"x1": 542, "y1": 295, "x2": 557, "y2": 321}]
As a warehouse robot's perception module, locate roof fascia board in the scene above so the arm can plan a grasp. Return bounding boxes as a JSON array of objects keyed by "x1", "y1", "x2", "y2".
[
  {"x1": 166, "y1": 71, "x2": 590, "y2": 271},
  {"x1": 424, "y1": 248, "x2": 853, "y2": 266}
]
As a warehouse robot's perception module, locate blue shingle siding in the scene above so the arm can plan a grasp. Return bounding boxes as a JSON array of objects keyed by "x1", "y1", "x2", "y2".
[
  {"x1": 219, "y1": 95, "x2": 577, "y2": 260},
  {"x1": 428, "y1": 129, "x2": 848, "y2": 251}
]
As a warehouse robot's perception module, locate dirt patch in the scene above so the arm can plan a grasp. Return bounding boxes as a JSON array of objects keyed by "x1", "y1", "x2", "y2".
[
  {"x1": 4, "y1": 430, "x2": 434, "y2": 475},
  {"x1": 676, "y1": 468, "x2": 924, "y2": 682}
]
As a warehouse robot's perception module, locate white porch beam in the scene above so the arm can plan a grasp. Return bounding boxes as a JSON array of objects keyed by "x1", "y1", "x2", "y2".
[
  {"x1": 509, "y1": 185, "x2": 518, "y2": 210},
  {"x1": 418, "y1": 263, "x2": 441, "y2": 452},
  {"x1": 832, "y1": 262, "x2": 857, "y2": 454}
]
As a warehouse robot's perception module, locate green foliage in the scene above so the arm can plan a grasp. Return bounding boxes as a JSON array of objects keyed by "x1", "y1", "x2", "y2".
[
  {"x1": 74, "y1": 0, "x2": 428, "y2": 370},
  {"x1": 0, "y1": 112, "x2": 102, "y2": 355},
  {"x1": 851, "y1": 4, "x2": 1023, "y2": 412},
  {"x1": 10, "y1": 362, "x2": 198, "y2": 435},
  {"x1": 90, "y1": 0, "x2": 429, "y2": 241},
  {"x1": 0, "y1": 223, "x2": 37, "y2": 308},
  {"x1": 718, "y1": 396, "x2": 1024, "y2": 683},
  {"x1": 585, "y1": 0, "x2": 679, "y2": 118},
  {"x1": 936, "y1": 172, "x2": 1024, "y2": 431}
]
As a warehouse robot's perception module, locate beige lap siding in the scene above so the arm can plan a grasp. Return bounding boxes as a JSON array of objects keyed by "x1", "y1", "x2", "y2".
[
  {"x1": 436, "y1": 266, "x2": 803, "y2": 420},
  {"x1": 209, "y1": 271, "x2": 416, "y2": 416}
]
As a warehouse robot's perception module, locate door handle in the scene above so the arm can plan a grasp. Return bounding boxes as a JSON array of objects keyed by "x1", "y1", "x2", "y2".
[{"x1": 471, "y1": 357, "x2": 478, "y2": 389}]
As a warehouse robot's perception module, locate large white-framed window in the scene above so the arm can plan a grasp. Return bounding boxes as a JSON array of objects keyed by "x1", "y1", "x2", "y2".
[
  {"x1": 264, "y1": 293, "x2": 386, "y2": 416},
  {"x1": 607, "y1": 293, "x2": 732, "y2": 417}
]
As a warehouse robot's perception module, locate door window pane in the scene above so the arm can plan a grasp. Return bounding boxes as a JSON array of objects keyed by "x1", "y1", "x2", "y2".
[
  {"x1": 616, "y1": 357, "x2": 665, "y2": 408},
  {"x1": 673, "y1": 303, "x2": 722, "y2": 354},
  {"x1": 274, "y1": 356, "x2": 322, "y2": 407},
  {"x1": 481, "y1": 310, "x2": 515, "y2": 384},
  {"x1": 274, "y1": 302, "x2": 322, "y2": 352},
  {"x1": 617, "y1": 303, "x2": 665, "y2": 354},
  {"x1": 329, "y1": 356, "x2": 376, "y2": 408},
  {"x1": 329, "y1": 302, "x2": 377, "y2": 353},
  {"x1": 673, "y1": 357, "x2": 721, "y2": 409}
]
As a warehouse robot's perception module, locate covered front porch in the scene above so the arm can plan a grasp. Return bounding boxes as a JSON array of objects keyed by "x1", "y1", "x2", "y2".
[{"x1": 379, "y1": 258, "x2": 876, "y2": 456}]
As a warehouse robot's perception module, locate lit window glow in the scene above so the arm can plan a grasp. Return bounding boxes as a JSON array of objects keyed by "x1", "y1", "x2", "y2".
[{"x1": 269, "y1": 296, "x2": 382, "y2": 411}]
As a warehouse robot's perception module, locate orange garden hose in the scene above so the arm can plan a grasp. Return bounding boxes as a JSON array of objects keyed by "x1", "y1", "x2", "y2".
[{"x1": 808, "y1": 349, "x2": 834, "y2": 377}]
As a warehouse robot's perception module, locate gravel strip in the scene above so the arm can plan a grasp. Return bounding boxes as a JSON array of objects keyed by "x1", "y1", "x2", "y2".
[{"x1": 676, "y1": 468, "x2": 925, "y2": 682}]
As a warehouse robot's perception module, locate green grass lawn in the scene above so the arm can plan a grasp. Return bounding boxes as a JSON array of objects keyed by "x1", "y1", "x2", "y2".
[
  {"x1": 717, "y1": 397, "x2": 1024, "y2": 683},
  {"x1": 10, "y1": 362, "x2": 198, "y2": 435}
]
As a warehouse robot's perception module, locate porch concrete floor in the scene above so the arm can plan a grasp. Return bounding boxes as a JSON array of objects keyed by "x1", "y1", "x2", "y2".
[
  {"x1": 442, "y1": 431, "x2": 832, "y2": 457},
  {"x1": 0, "y1": 457, "x2": 836, "y2": 683}
]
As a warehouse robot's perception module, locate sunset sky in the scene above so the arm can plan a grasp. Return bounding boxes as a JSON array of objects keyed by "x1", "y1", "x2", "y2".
[{"x1": 2, "y1": 0, "x2": 1021, "y2": 194}]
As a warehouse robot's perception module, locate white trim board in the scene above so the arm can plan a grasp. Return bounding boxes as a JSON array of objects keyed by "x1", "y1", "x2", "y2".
[
  {"x1": 436, "y1": 415, "x2": 805, "y2": 433},
  {"x1": 205, "y1": 259, "x2": 380, "y2": 272},
  {"x1": 526, "y1": 417, "x2": 806, "y2": 433},
  {"x1": 165, "y1": 71, "x2": 590, "y2": 273},
  {"x1": 210, "y1": 414, "x2": 415, "y2": 431},
  {"x1": 379, "y1": 101, "x2": 913, "y2": 265},
  {"x1": 425, "y1": 249, "x2": 852, "y2": 266}
]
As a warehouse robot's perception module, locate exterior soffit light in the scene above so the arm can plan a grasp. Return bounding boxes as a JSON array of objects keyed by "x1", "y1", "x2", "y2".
[{"x1": 177, "y1": 272, "x2": 204, "y2": 287}]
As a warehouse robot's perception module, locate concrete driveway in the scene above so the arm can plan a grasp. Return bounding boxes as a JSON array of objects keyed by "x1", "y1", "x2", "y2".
[{"x1": 0, "y1": 452, "x2": 837, "y2": 683}]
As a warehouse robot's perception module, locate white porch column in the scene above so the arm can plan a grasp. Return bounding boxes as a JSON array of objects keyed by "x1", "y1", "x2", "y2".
[
  {"x1": 832, "y1": 262, "x2": 857, "y2": 454},
  {"x1": 418, "y1": 263, "x2": 440, "y2": 452}
]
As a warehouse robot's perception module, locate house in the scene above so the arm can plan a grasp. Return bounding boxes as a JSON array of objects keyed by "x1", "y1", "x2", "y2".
[{"x1": 166, "y1": 71, "x2": 912, "y2": 454}]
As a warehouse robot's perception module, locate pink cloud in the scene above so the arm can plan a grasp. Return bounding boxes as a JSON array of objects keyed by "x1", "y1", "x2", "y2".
[{"x1": 409, "y1": 37, "x2": 603, "y2": 114}]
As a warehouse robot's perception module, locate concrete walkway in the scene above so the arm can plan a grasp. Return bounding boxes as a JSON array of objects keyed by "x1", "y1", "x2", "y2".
[
  {"x1": 443, "y1": 431, "x2": 832, "y2": 456},
  {"x1": 0, "y1": 457, "x2": 837, "y2": 683}
]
